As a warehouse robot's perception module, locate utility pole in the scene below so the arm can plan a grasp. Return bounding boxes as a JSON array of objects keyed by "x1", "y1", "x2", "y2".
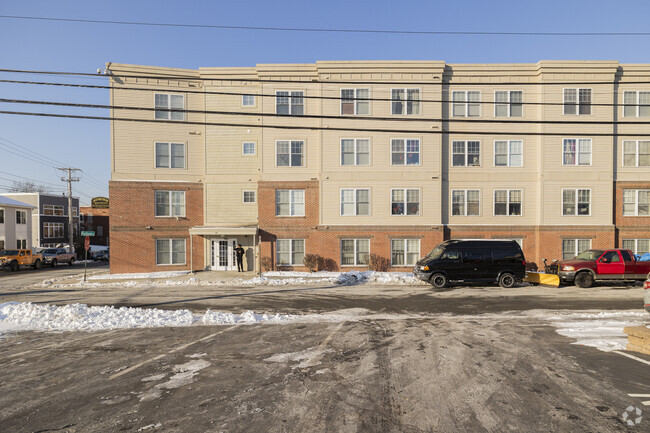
[{"x1": 58, "y1": 168, "x2": 80, "y2": 253}]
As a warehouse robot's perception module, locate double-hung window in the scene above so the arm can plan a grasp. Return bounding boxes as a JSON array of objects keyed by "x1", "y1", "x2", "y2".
[
  {"x1": 391, "y1": 189, "x2": 420, "y2": 216},
  {"x1": 563, "y1": 89, "x2": 591, "y2": 115},
  {"x1": 562, "y1": 139, "x2": 592, "y2": 166},
  {"x1": 341, "y1": 89, "x2": 370, "y2": 115},
  {"x1": 155, "y1": 191, "x2": 185, "y2": 217},
  {"x1": 562, "y1": 189, "x2": 590, "y2": 216},
  {"x1": 276, "y1": 239, "x2": 305, "y2": 266},
  {"x1": 341, "y1": 239, "x2": 369, "y2": 266},
  {"x1": 341, "y1": 139, "x2": 370, "y2": 166},
  {"x1": 451, "y1": 190, "x2": 480, "y2": 216},
  {"x1": 494, "y1": 140, "x2": 523, "y2": 167},
  {"x1": 391, "y1": 239, "x2": 420, "y2": 267},
  {"x1": 156, "y1": 239, "x2": 186, "y2": 265},
  {"x1": 276, "y1": 190, "x2": 305, "y2": 216},
  {"x1": 276, "y1": 140, "x2": 304, "y2": 167},
  {"x1": 0, "y1": 209, "x2": 3, "y2": 223},
  {"x1": 562, "y1": 239, "x2": 591, "y2": 260},
  {"x1": 155, "y1": 142, "x2": 185, "y2": 168},
  {"x1": 495, "y1": 91, "x2": 523, "y2": 117},
  {"x1": 16, "y1": 239, "x2": 26, "y2": 249},
  {"x1": 391, "y1": 89, "x2": 420, "y2": 115},
  {"x1": 43, "y1": 222, "x2": 64, "y2": 238},
  {"x1": 494, "y1": 190, "x2": 522, "y2": 216},
  {"x1": 43, "y1": 205, "x2": 64, "y2": 216},
  {"x1": 391, "y1": 139, "x2": 420, "y2": 165},
  {"x1": 622, "y1": 239, "x2": 650, "y2": 255},
  {"x1": 623, "y1": 189, "x2": 650, "y2": 216},
  {"x1": 154, "y1": 93, "x2": 185, "y2": 120},
  {"x1": 341, "y1": 189, "x2": 370, "y2": 216},
  {"x1": 452, "y1": 91, "x2": 480, "y2": 117},
  {"x1": 243, "y1": 191, "x2": 256, "y2": 203},
  {"x1": 623, "y1": 91, "x2": 650, "y2": 117},
  {"x1": 242, "y1": 94, "x2": 255, "y2": 107},
  {"x1": 623, "y1": 141, "x2": 650, "y2": 167},
  {"x1": 276, "y1": 91, "x2": 304, "y2": 115},
  {"x1": 452, "y1": 141, "x2": 480, "y2": 167},
  {"x1": 16, "y1": 210, "x2": 26, "y2": 224}
]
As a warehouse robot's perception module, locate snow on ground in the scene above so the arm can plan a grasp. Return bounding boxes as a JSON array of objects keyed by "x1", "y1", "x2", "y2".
[{"x1": 87, "y1": 271, "x2": 190, "y2": 280}]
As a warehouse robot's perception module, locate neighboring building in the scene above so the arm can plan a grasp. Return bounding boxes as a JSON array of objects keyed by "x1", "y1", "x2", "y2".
[
  {"x1": 0, "y1": 195, "x2": 36, "y2": 250},
  {"x1": 3, "y1": 193, "x2": 80, "y2": 248},
  {"x1": 80, "y1": 206, "x2": 110, "y2": 246},
  {"x1": 108, "y1": 60, "x2": 650, "y2": 274}
]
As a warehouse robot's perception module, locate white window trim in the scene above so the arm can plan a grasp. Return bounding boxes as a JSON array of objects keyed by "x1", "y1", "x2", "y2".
[
  {"x1": 561, "y1": 188, "x2": 592, "y2": 216},
  {"x1": 340, "y1": 88, "x2": 371, "y2": 116},
  {"x1": 561, "y1": 138, "x2": 592, "y2": 166},
  {"x1": 43, "y1": 222, "x2": 64, "y2": 239},
  {"x1": 275, "y1": 90, "x2": 305, "y2": 115},
  {"x1": 340, "y1": 138, "x2": 371, "y2": 166},
  {"x1": 390, "y1": 188, "x2": 421, "y2": 216},
  {"x1": 562, "y1": 239, "x2": 592, "y2": 260},
  {"x1": 623, "y1": 189, "x2": 650, "y2": 216},
  {"x1": 275, "y1": 189, "x2": 305, "y2": 217},
  {"x1": 493, "y1": 189, "x2": 523, "y2": 216},
  {"x1": 493, "y1": 140, "x2": 523, "y2": 167},
  {"x1": 153, "y1": 93, "x2": 185, "y2": 121},
  {"x1": 450, "y1": 189, "x2": 481, "y2": 217},
  {"x1": 340, "y1": 188, "x2": 371, "y2": 216},
  {"x1": 622, "y1": 140, "x2": 650, "y2": 167},
  {"x1": 390, "y1": 88, "x2": 422, "y2": 115},
  {"x1": 241, "y1": 94, "x2": 256, "y2": 107},
  {"x1": 275, "y1": 140, "x2": 305, "y2": 167},
  {"x1": 452, "y1": 90, "x2": 482, "y2": 118},
  {"x1": 493, "y1": 90, "x2": 524, "y2": 117},
  {"x1": 390, "y1": 138, "x2": 421, "y2": 166},
  {"x1": 242, "y1": 190, "x2": 256, "y2": 204},
  {"x1": 275, "y1": 239, "x2": 305, "y2": 266},
  {"x1": 452, "y1": 140, "x2": 481, "y2": 167},
  {"x1": 622, "y1": 90, "x2": 650, "y2": 117},
  {"x1": 340, "y1": 239, "x2": 370, "y2": 267},
  {"x1": 154, "y1": 142, "x2": 186, "y2": 169},
  {"x1": 155, "y1": 239, "x2": 187, "y2": 266},
  {"x1": 390, "y1": 238, "x2": 421, "y2": 267},
  {"x1": 562, "y1": 88, "x2": 592, "y2": 116},
  {"x1": 242, "y1": 141, "x2": 256, "y2": 156},
  {"x1": 621, "y1": 239, "x2": 650, "y2": 255},
  {"x1": 155, "y1": 190, "x2": 186, "y2": 218}
]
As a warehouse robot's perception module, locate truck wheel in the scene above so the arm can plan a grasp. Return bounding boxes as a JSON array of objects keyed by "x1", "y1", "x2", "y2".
[
  {"x1": 10, "y1": 261, "x2": 18, "y2": 272},
  {"x1": 69, "y1": 258, "x2": 75, "y2": 266},
  {"x1": 575, "y1": 272, "x2": 594, "y2": 288},
  {"x1": 33, "y1": 259, "x2": 41, "y2": 270},
  {"x1": 499, "y1": 272, "x2": 516, "y2": 288},
  {"x1": 431, "y1": 273, "x2": 448, "y2": 289},
  {"x1": 51, "y1": 259, "x2": 57, "y2": 268}
]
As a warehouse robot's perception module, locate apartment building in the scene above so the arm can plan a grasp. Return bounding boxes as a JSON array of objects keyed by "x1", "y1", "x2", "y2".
[
  {"x1": 107, "y1": 60, "x2": 650, "y2": 274},
  {"x1": 0, "y1": 195, "x2": 35, "y2": 250}
]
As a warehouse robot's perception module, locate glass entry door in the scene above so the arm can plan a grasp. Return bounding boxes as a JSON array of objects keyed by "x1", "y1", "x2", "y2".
[{"x1": 211, "y1": 239, "x2": 237, "y2": 271}]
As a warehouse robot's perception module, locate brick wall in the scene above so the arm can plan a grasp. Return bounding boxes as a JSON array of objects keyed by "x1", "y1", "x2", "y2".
[
  {"x1": 109, "y1": 181, "x2": 204, "y2": 273},
  {"x1": 258, "y1": 180, "x2": 319, "y2": 229}
]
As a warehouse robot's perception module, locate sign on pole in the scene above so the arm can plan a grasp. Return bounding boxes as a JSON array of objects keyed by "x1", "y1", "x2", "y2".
[
  {"x1": 81, "y1": 231, "x2": 95, "y2": 237},
  {"x1": 84, "y1": 236, "x2": 90, "y2": 251}
]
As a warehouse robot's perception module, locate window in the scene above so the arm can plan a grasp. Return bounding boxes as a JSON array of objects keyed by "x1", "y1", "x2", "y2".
[
  {"x1": 243, "y1": 191, "x2": 256, "y2": 203},
  {"x1": 97, "y1": 226, "x2": 103, "y2": 236},
  {"x1": 623, "y1": 91, "x2": 650, "y2": 117},
  {"x1": 391, "y1": 189, "x2": 420, "y2": 216},
  {"x1": 276, "y1": 91, "x2": 304, "y2": 115},
  {"x1": 623, "y1": 141, "x2": 650, "y2": 167},
  {"x1": 562, "y1": 139, "x2": 592, "y2": 166},
  {"x1": 494, "y1": 140, "x2": 523, "y2": 167},
  {"x1": 155, "y1": 142, "x2": 185, "y2": 168},
  {"x1": 341, "y1": 139, "x2": 370, "y2": 166},
  {"x1": 562, "y1": 189, "x2": 591, "y2": 216},
  {"x1": 242, "y1": 94, "x2": 255, "y2": 106},
  {"x1": 341, "y1": 89, "x2": 370, "y2": 115},
  {"x1": 391, "y1": 89, "x2": 420, "y2": 115},
  {"x1": 452, "y1": 91, "x2": 480, "y2": 117},
  {"x1": 0, "y1": 240, "x2": 4, "y2": 249},
  {"x1": 562, "y1": 239, "x2": 591, "y2": 260},
  {"x1": 494, "y1": 190, "x2": 522, "y2": 216},
  {"x1": 154, "y1": 93, "x2": 185, "y2": 120},
  {"x1": 0, "y1": 209, "x2": 3, "y2": 223},
  {"x1": 43, "y1": 222, "x2": 64, "y2": 238},
  {"x1": 341, "y1": 189, "x2": 370, "y2": 216},
  {"x1": 276, "y1": 190, "x2": 305, "y2": 216},
  {"x1": 495, "y1": 91, "x2": 523, "y2": 117},
  {"x1": 242, "y1": 142, "x2": 256, "y2": 156},
  {"x1": 452, "y1": 141, "x2": 480, "y2": 167},
  {"x1": 155, "y1": 191, "x2": 185, "y2": 217},
  {"x1": 276, "y1": 239, "x2": 305, "y2": 266},
  {"x1": 43, "y1": 205, "x2": 64, "y2": 216},
  {"x1": 16, "y1": 239, "x2": 26, "y2": 249},
  {"x1": 451, "y1": 190, "x2": 480, "y2": 216},
  {"x1": 563, "y1": 88, "x2": 591, "y2": 115},
  {"x1": 156, "y1": 239, "x2": 186, "y2": 265},
  {"x1": 391, "y1": 139, "x2": 420, "y2": 165},
  {"x1": 622, "y1": 239, "x2": 650, "y2": 255},
  {"x1": 623, "y1": 189, "x2": 650, "y2": 216},
  {"x1": 391, "y1": 239, "x2": 420, "y2": 267},
  {"x1": 16, "y1": 211, "x2": 27, "y2": 224},
  {"x1": 276, "y1": 140, "x2": 304, "y2": 167},
  {"x1": 341, "y1": 239, "x2": 369, "y2": 266}
]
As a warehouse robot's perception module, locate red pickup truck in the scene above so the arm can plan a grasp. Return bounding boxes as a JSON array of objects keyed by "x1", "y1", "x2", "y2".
[{"x1": 557, "y1": 249, "x2": 650, "y2": 288}]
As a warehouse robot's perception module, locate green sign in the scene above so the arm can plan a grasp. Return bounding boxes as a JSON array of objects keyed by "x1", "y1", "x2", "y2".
[{"x1": 81, "y1": 231, "x2": 95, "y2": 236}]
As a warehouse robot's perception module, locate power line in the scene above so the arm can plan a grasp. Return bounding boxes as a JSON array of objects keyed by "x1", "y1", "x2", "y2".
[
  {"x1": 2, "y1": 109, "x2": 648, "y2": 137},
  {"x1": 0, "y1": 134, "x2": 70, "y2": 168},
  {"x1": 1, "y1": 15, "x2": 649, "y2": 37}
]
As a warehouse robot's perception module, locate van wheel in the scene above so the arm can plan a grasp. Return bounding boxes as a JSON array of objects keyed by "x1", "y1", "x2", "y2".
[
  {"x1": 499, "y1": 272, "x2": 516, "y2": 288},
  {"x1": 575, "y1": 272, "x2": 594, "y2": 288},
  {"x1": 33, "y1": 259, "x2": 41, "y2": 270},
  {"x1": 431, "y1": 273, "x2": 448, "y2": 289}
]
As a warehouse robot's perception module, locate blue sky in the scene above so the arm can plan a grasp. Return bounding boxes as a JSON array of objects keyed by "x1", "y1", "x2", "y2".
[{"x1": 1, "y1": 0, "x2": 650, "y2": 205}]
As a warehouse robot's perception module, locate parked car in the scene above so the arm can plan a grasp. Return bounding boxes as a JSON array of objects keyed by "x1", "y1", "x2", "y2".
[
  {"x1": 41, "y1": 248, "x2": 77, "y2": 267},
  {"x1": 413, "y1": 239, "x2": 526, "y2": 288},
  {"x1": 0, "y1": 249, "x2": 43, "y2": 271},
  {"x1": 557, "y1": 249, "x2": 650, "y2": 288},
  {"x1": 94, "y1": 250, "x2": 109, "y2": 262},
  {"x1": 644, "y1": 274, "x2": 650, "y2": 313}
]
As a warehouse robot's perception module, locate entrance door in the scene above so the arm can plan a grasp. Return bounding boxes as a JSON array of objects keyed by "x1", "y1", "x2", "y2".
[{"x1": 211, "y1": 239, "x2": 237, "y2": 271}]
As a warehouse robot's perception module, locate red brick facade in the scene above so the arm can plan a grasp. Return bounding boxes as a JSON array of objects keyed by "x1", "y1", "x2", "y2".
[
  {"x1": 614, "y1": 181, "x2": 650, "y2": 253},
  {"x1": 109, "y1": 181, "x2": 204, "y2": 274}
]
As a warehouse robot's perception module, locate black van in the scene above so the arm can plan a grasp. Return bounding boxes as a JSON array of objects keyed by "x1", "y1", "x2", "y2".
[{"x1": 413, "y1": 240, "x2": 526, "y2": 288}]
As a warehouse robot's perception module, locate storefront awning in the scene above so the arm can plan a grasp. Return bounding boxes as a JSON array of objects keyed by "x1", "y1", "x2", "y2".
[{"x1": 189, "y1": 226, "x2": 258, "y2": 236}]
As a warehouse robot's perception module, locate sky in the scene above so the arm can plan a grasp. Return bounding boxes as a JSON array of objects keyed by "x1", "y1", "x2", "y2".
[{"x1": 1, "y1": 0, "x2": 650, "y2": 205}]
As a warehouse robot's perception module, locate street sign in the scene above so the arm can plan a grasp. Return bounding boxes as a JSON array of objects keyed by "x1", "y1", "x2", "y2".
[
  {"x1": 84, "y1": 236, "x2": 90, "y2": 251},
  {"x1": 81, "y1": 231, "x2": 95, "y2": 236}
]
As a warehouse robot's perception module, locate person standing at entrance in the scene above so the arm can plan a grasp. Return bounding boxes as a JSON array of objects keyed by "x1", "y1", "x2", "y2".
[{"x1": 235, "y1": 244, "x2": 245, "y2": 272}]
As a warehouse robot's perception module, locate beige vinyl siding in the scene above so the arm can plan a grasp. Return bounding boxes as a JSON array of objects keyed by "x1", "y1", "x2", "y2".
[
  {"x1": 204, "y1": 183, "x2": 258, "y2": 225},
  {"x1": 542, "y1": 182, "x2": 612, "y2": 225}
]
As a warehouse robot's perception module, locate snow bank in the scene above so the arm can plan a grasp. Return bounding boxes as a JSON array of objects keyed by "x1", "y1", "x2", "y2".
[{"x1": 87, "y1": 271, "x2": 190, "y2": 280}]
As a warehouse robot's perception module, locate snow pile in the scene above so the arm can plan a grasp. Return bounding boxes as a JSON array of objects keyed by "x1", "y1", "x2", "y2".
[
  {"x1": 87, "y1": 271, "x2": 190, "y2": 280},
  {"x1": 201, "y1": 310, "x2": 298, "y2": 324}
]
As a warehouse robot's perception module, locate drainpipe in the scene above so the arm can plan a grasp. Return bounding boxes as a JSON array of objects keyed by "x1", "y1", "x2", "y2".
[{"x1": 189, "y1": 230, "x2": 194, "y2": 275}]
